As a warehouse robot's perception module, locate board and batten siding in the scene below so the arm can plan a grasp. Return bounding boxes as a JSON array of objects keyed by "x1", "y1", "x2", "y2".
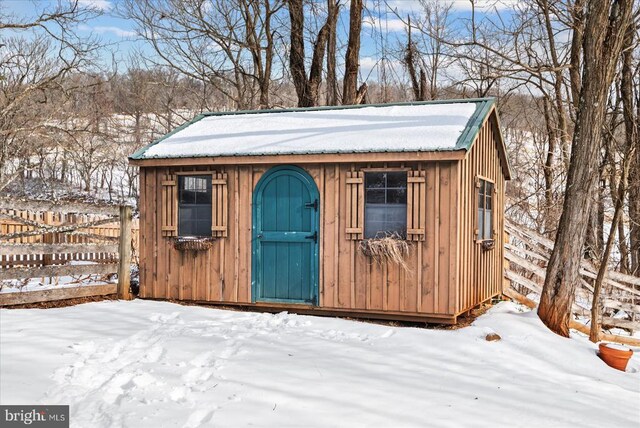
[
  {"x1": 456, "y1": 111, "x2": 507, "y2": 314},
  {"x1": 137, "y1": 113, "x2": 506, "y2": 321},
  {"x1": 139, "y1": 161, "x2": 460, "y2": 320}
]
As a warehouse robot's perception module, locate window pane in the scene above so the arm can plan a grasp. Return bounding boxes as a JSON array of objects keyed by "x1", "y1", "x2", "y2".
[
  {"x1": 179, "y1": 206, "x2": 195, "y2": 235},
  {"x1": 197, "y1": 185, "x2": 212, "y2": 204},
  {"x1": 365, "y1": 205, "x2": 407, "y2": 238},
  {"x1": 365, "y1": 172, "x2": 385, "y2": 188},
  {"x1": 365, "y1": 205, "x2": 386, "y2": 239},
  {"x1": 478, "y1": 207, "x2": 484, "y2": 240},
  {"x1": 180, "y1": 189, "x2": 196, "y2": 205},
  {"x1": 196, "y1": 205, "x2": 212, "y2": 221},
  {"x1": 484, "y1": 209, "x2": 493, "y2": 240},
  {"x1": 178, "y1": 175, "x2": 212, "y2": 237},
  {"x1": 364, "y1": 171, "x2": 407, "y2": 239},
  {"x1": 366, "y1": 189, "x2": 385, "y2": 204},
  {"x1": 193, "y1": 220, "x2": 211, "y2": 237},
  {"x1": 386, "y1": 172, "x2": 406, "y2": 188},
  {"x1": 387, "y1": 189, "x2": 406, "y2": 204}
]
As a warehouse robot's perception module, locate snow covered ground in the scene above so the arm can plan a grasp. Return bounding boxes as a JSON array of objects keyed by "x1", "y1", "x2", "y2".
[{"x1": 1, "y1": 300, "x2": 639, "y2": 427}]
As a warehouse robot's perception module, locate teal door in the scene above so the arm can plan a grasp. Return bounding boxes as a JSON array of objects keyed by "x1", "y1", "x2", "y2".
[{"x1": 252, "y1": 166, "x2": 319, "y2": 305}]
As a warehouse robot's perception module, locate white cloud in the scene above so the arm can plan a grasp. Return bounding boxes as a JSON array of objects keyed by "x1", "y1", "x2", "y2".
[
  {"x1": 359, "y1": 56, "x2": 404, "y2": 81},
  {"x1": 93, "y1": 26, "x2": 136, "y2": 37},
  {"x1": 79, "y1": 24, "x2": 136, "y2": 38},
  {"x1": 364, "y1": 17, "x2": 408, "y2": 32},
  {"x1": 77, "y1": 0, "x2": 112, "y2": 11}
]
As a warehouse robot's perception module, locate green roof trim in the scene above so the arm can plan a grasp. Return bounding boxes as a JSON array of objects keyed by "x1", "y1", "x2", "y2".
[{"x1": 454, "y1": 98, "x2": 496, "y2": 150}]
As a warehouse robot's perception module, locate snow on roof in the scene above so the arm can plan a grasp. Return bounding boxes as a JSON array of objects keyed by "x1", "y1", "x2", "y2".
[{"x1": 133, "y1": 99, "x2": 491, "y2": 159}]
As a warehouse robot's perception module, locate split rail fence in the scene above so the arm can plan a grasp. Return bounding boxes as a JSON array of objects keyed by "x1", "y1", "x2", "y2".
[
  {"x1": 0, "y1": 199, "x2": 139, "y2": 306},
  {"x1": 503, "y1": 219, "x2": 640, "y2": 345}
]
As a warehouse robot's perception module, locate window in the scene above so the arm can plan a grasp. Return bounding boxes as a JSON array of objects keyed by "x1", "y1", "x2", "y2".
[
  {"x1": 364, "y1": 171, "x2": 407, "y2": 239},
  {"x1": 478, "y1": 179, "x2": 494, "y2": 241},
  {"x1": 178, "y1": 175, "x2": 212, "y2": 237}
]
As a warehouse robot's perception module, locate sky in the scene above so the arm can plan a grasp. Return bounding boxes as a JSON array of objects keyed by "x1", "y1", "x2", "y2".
[{"x1": 2, "y1": 0, "x2": 520, "y2": 81}]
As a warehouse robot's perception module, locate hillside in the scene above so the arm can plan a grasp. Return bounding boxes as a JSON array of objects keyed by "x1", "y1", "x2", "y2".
[{"x1": 1, "y1": 301, "x2": 638, "y2": 427}]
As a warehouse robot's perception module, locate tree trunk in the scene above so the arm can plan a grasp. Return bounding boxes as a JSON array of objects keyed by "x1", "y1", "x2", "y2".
[
  {"x1": 631, "y1": 91, "x2": 640, "y2": 274},
  {"x1": 538, "y1": 0, "x2": 633, "y2": 337},
  {"x1": 287, "y1": 0, "x2": 331, "y2": 107},
  {"x1": 620, "y1": 17, "x2": 637, "y2": 274},
  {"x1": 590, "y1": 73, "x2": 635, "y2": 341},
  {"x1": 542, "y1": 96, "x2": 557, "y2": 236},
  {"x1": 287, "y1": 0, "x2": 310, "y2": 107},
  {"x1": 405, "y1": 17, "x2": 422, "y2": 102},
  {"x1": 326, "y1": 0, "x2": 339, "y2": 106},
  {"x1": 307, "y1": 25, "x2": 331, "y2": 106},
  {"x1": 589, "y1": 194, "x2": 625, "y2": 342},
  {"x1": 342, "y1": 0, "x2": 363, "y2": 105},
  {"x1": 569, "y1": 0, "x2": 586, "y2": 112},
  {"x1": 631, "y1": 142, "x2": 640, "y2": 274}
]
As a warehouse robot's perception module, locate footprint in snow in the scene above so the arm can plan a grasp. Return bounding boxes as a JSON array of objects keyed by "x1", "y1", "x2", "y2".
[
  {"x1": 148, "y1": 311, "x2": 182, "y2": 323},
  {"x1": 183, "y1": 409, "x2": 216, "y2": 428},
  {"x1": 190, "y1": 351, "x2": 218, "y2": 368},
  {"x1": 142, "y1": 345, "x2": 165, "y2": 363},
  {"x1": 182, "y1": 367, "x2": 214, "y2": 385}
]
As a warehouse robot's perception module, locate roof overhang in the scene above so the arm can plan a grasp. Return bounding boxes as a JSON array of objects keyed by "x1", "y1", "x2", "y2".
[
  {"x1": 129, "y1": 149, "x2": 467, "y2": 167},
  {"x1": 129, "y1": 97, "x2": 512, "y2": 181}
]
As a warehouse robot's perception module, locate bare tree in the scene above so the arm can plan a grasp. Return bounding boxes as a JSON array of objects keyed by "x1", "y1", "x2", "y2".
[
  {"x1": 538, "y1": 0, "x2": 633, "y2": 337},
  {"x1": 287, "y1": 0, "x2": 339, "y2": 107},
  {"x1": 122, "y1": 0, "x2": 284, "y2": 110},
  {"x1": 326, "y1": 0, "x2": 341, "y2": 106},
  {"x1": 396, "y1": 1, "x2": 454, "y2": 101},
  {"x1": 397, "y1": 1, "x2": 581, "y2": 237},
  {"x1": 0, "y1": 1, "x2": 101, "y2": 192},
  {"x1": 342, "y1": 0, "x2": 364, "y2": 104}
]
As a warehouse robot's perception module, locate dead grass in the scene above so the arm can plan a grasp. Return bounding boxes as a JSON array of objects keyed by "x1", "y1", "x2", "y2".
[{"x1": 359, "y1": 234, "x2": 411, "y2": 272}]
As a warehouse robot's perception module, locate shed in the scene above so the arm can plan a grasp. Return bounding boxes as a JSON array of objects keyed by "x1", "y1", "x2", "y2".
[{"x1": 130, "y1": 98, "x2": 511, "y2": 324}]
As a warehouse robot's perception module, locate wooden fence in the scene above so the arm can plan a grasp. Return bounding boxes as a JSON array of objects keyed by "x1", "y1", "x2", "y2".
[
  {"x1": 503, "y1": 219, "x2": 640, "y2": 345},
  {"x1": 0, "y1": 199, "x2": 138, "y2": 306}
]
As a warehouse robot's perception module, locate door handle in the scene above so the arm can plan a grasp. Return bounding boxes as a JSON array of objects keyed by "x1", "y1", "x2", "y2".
[{"x1": 304, "y1": 231, "x2": 317, "y2": 243}]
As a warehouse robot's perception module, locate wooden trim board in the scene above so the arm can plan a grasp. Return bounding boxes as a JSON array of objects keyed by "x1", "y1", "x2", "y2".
[
  {"x1": 131, "y1": 150, "x2": 466, "y2": 167},
  {"x1": 0, "y1": 284, "x2": 117, "y2": 306}
]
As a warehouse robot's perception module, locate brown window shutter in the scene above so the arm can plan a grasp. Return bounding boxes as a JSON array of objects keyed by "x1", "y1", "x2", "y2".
[
  {"x1": 161, "y1": 173, "x2": 178, "y2": 237},
  {"x1": 211, "y1": 171, "x2": 228, "y2": 237},
  {"x1": 406, "y1": 170, "x2": 426, "y2": 241},
  {"x1": 345, "y1": 170, "x2": 364, "y2": 240},
  {"x1": 493, "y1": 184, "x2": 498, "y2": 239}
]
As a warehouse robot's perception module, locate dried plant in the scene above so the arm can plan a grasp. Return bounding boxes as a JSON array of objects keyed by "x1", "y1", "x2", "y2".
[
  {"x1": 359, "y1": 232, "x2": 411, "y2": 272},
  {"x1": 172, "y1": 236, "x2": 216, "y2": 252}
]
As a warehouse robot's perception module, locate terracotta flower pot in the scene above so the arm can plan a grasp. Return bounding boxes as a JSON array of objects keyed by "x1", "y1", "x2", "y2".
[{"x1": 598, "y1": 342, "x2": 633, "y2": 371}]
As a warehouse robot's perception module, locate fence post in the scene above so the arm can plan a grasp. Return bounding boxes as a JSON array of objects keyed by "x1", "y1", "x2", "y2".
[{"x1": 117, "y1": 205, "x2": 133, "y2": 300}]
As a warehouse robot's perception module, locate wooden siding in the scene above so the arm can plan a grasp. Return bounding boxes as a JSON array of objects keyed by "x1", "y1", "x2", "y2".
[
  {"x1": 456, "y1": 111, "x2": 506, "y2": 314},
  {"x1": 139, "y1": 161, "x2": 461, "y2": 318}
]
